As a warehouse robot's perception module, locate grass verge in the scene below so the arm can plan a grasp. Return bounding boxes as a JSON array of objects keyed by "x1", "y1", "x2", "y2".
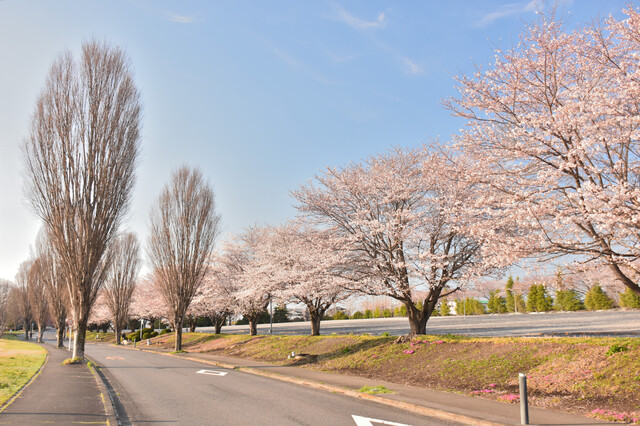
[{"x1": 0, "y1": 334, "x2": 46, "y2": 406}]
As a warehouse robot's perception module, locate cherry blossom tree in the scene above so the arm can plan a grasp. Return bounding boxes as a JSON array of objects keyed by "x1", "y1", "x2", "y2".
[
  {"x1": 148, "y1": 167, "x2": 221, "y2": 350},
  {"x1": 446, "y1": 7, "x2": 640, "y2": 295},
  {"x1": 88, "y1": 292, "x2": 112, "y2": 330},
  {"x1": 103, "y1": 233, "x2": 140, "y2": 344},
  {"x1": 130, "y1": 276, "x2": 168, "y2": 326},
  {"x1": 217, "y1": 228, "x2": 272, "y2": 336},
  {"x1": 294, "y1": 148, "x2": 497, "y2": 335},
  {"x1": 263, "y1": 222, "x2": 353, "y2": 335}
]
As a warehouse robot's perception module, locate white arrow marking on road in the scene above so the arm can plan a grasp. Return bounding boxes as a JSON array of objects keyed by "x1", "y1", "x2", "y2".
[
  {"x1": 196, "y1": 369, "x2": 228, "y2": 376},
  {"x1": 105, "y1": 356, "x2": 125, "y2": 360},
  {"x1": 352, "y1": 415, "x2": 411, "y2": 426}
]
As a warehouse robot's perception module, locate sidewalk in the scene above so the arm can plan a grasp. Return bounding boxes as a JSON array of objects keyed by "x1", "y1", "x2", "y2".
[
  {"x1": 0, "y1": 342, "x2": 113, "y2": 425},
  {"x1": 131, "y1": 345, "x2": 609, "y2": 426}
]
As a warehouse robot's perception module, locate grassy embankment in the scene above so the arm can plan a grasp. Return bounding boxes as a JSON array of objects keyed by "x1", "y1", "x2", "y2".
[
  {"x1": 146, "y1": 331, "x2": 640, "y2": 422},
  {"x1": 0, "y1": 334, "x2": 47, "y2": 407}
]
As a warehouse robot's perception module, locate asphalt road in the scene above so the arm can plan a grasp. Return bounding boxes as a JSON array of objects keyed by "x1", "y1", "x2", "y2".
[
  {"x1": 196, "y1": 309, "x2": 640, "y2": 337},
  {"x1": 85, "y1": 344, "x2": 457, "y2": 426}
]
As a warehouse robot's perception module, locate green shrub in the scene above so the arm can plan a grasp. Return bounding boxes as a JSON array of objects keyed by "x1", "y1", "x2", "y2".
[
  {"x1": 456, "y1": 298, "x2": 486, "y2": 315},
  {"x1": 351, "y1": 311, "x2": 364, "y2": 319},
  {"x1": 364, "y1": 309, "x2": 373, "y2": 319},
  {"x1": 394, "y1": 305, "x2": 407, "y2": 317},
  {"x1": 554, "y1": 289, "x2": 584, "y2": 311},
  {"x1": 585, "y1": 285, "x2": 614, "y2": 311},
  {"x1": 619, "y1": 287, "x2": 640, "y2": 309},
  {"x1": 159, "y1": 329, "x2": 171, "y2": 335},
  {"x1": 333, "y1": 311, "x2": 349, "y2": 320}
]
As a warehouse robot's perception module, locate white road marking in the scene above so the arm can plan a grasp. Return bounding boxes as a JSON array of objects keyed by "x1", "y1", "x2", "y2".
[
  {"x1": 352, "y1": 415, "x2": 411, "y2": 426},
  {"x1": 105, "y1": 356, "x2": 125, "y2": 360},
  {"x1": 196, "y1": 369, "x2": 228, "y2": 376}
]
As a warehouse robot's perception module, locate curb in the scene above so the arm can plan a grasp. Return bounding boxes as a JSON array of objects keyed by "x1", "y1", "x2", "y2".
[
  {"x1": 121, "y1": 346, "x2": 503, "y2": 426},
  {"x1": 0, "y1": 347, "x2": 48, "y2": 414},
  {"x1": 86, "y1": 355, "x2": 119, "y2": 426}
]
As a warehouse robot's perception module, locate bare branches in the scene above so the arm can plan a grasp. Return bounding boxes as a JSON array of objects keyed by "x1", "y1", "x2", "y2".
[
  {"x1": 104, "y1": 233, "x2": 140, "y2": 344},
  {"x1": 23, "y1": 40, "x2": 141, "y2": 358},
  {"x1": 148, "y1": 166, "x2": 220, "y2": 350},
  {"x1": 0, "y1": 279, "x2": 13, "y2": 338}
]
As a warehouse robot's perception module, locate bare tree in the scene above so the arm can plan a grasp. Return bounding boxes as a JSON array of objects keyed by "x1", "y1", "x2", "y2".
[
  {"x1": 104, "y1": 233, "x2": 140, "y2": 344},
  {"x1": 35, "y1": 231, "x2": 69, "y2": 348},
  {"x1": 148, "y1": 167, "x2": 220, "y2": 351},
  {"x1": 23, "y1": 40, "x2": 141, "y2": 359},
  {"x1": 15, "y1": 261, "x2": 34, "y2": 340},
  {"x1": 0, "y1": 279, "x2": 13, "y2": 338},
  {"x1": 28, "y1": 257, "x2": 49, "y2": 343}
]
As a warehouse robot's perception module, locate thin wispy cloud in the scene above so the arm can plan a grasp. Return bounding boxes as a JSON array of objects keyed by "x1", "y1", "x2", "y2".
[
  {"x1": 375, "y1": 40, "x2": 424, "y2": 76},
  {"x1": 333, "y1": 4, "x2": 387, "y2": 30},
  {"x1": 269, "y1": 43, "x2": 339, "y2": 86},
  {"x1": 330, "y1": 4, "x2": 422, "y2": 76},
  {"x1": 166, "y1": 12, "x2": 197, "y2": 24},
  {"x1": 476, "y1": 0, "x2": 542, "y2": 27}
]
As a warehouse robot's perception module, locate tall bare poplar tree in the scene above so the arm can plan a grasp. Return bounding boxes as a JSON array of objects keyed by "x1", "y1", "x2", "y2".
[
  {"x1": 35, "y1": 230, "x2": 69, "y2": 347},
  {"x1": 148, "y1": 167, "x2": 220, "y2": 351},
  {"x1": 104, "y1": 233, "x2": 140, "y2": 344},
  {"x1": 28, "y1": 257, "x2": 49, "y2": 343},
  {"x1": 15, "y1": 261, "x2": 34, "y2": 340},
  {"x1": 23, "y1": 40, "x2": 141, "y2": 359},
  {"x1": 0, "y1": 279, "x2": 13, "y2": 338}
]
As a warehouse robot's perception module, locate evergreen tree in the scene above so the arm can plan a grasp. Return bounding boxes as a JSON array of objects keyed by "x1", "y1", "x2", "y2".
[
  {"x1": 584, "y1": 285, "x2": 614, "y2": 311},
  {"x1": 439, "y1": 299, "x2": 450, "y2": 316},
  {"x1": 487, "y1": 290, "x2": 507, "y2": 313},
  {"x1": 505, "y1": 276, "x2": 516, "y2": 312},
  {"x1": 554, "y1": 290, "x2": 584, "y2": 311},
  {"x1": 619, "y1": 287, "x2": 640, "y2": 309},
  {"x1": 527, "y1": 284, "x2": 553, "y2": 312}
]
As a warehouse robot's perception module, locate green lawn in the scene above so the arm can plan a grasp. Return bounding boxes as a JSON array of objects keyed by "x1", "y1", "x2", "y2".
[{"x1": 0, "y1": 334, "x2": 47, "y2": 406}]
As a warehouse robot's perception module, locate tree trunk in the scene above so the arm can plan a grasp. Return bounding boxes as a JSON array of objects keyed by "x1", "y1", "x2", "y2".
[
  {"x1": 213, "y1": 315, "x2": 225, "y2": 334},
  {"x1": 249, "y1": 319, "x2": 257, "y2": 336},
  {"x1": 406, "y1": 302, "x2": 428, "y2": 335},
  {"x1": 24, "y1": 321, "x2": 30, "y2": 341},
  {"x1": 56, "y1": 326, "x2": 64, "y2": 348},
  {"x1": 189, "y1": 317, "x2": 196, "y2": 333},
  {"x1": 73, "y1": 315, "x2": 88, "y2": 359},
  {"x1": 174, "y1": 319, "x2": 183, "y2": 351},
  {"x1": 115, "y1": 326, "x2": 122, "y2": 345},
  {"x1": 308, "y1": 308, "x2": 325, "y2": 336},
  {"x1": 37, "y1": 325, "x2": 44, "y2": 343}
]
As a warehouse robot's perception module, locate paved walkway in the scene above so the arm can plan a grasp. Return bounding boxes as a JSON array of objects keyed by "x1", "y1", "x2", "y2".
[
  {"x1": 128, "y1": 345, "x2": 610, "y2": 425},
  {"x1": 0, "y1": 342, "x2": 109, "y2": 425}
]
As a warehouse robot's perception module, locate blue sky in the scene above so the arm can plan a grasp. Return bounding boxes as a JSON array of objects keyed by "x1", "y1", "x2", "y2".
[{"x1": 0, "y1": 0, "x2": 632, "y2": 280}]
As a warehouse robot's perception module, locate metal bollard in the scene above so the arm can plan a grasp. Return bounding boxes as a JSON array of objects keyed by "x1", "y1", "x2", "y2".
[{"x1": 519, "y1": 373, "x2": 529, "y2": 425}]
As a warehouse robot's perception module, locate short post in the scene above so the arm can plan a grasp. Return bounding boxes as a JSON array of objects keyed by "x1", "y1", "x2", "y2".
[
  {"x1": 519, "y1": 373, "x2": 529, "y2": 425},
  {"x1": 269, "y1": 299, "x2": 274, "y2": 336}
]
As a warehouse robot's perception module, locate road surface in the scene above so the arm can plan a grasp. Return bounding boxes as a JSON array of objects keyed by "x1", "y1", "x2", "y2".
[
  {"x1": 196, "y1": 309, "x2": 640, "y2": 337},
  {"x1": 85, "y1": 343, "x2": 458, "y2": 426}
]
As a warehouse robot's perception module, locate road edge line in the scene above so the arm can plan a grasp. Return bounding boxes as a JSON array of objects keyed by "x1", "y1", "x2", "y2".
[
  {"x1": 86, "y1": 355, "x2": 119, "y2": 426},
  {"x1": 0, "y1": 344, "x2": 48, "y2": 413},
  {"x1": 119, "y1": 347, "x2": 503, "y2": 426}
]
